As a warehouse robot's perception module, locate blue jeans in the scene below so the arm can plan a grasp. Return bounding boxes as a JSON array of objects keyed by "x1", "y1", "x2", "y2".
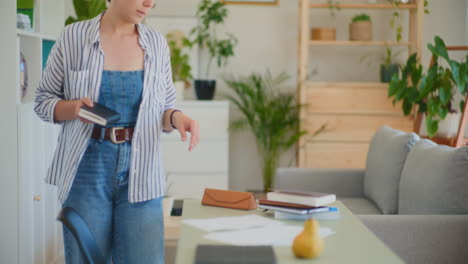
[{"x1": 62, "y1": 138, "x2": 164, "y2": 264}]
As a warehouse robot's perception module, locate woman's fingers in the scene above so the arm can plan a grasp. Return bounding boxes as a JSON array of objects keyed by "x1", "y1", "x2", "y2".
[
  {"x1": 188, "y1": 120, "x2": 200, "y2": 152},
  {"x1": 82, "y1": 97, "x2": 94, "y2": 108}
]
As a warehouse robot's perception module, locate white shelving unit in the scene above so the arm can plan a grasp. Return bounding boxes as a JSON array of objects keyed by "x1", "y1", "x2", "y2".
[{"x1": 2, "y1": 0, "x2": 65, "y2": 263}]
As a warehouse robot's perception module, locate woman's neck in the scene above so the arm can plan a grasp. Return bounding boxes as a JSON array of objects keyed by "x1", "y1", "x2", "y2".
[{"x1": 100, "y1": 8, "x2": 137, "y2": 37}]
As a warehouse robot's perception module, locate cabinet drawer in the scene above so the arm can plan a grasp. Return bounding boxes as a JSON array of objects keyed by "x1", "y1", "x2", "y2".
[
  {"x1": 166, "y1": 173, "x2": 228, "y2": 199},
  {"x1": 161, "y1": 141, "x2": 228, "y2": 172},
  {"x1": 305, "y1": 83, "x2": 402, "y2": 114}
]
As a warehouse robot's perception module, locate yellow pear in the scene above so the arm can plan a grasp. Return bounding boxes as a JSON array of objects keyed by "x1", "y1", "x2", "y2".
[{"x1": 292, "y1": 219, "x2": 324, "y2": 259}]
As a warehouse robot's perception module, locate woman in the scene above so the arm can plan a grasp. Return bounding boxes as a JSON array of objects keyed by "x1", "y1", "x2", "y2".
[{"x1": 34, "y1": 0, "x2": 199, "y2": 263}]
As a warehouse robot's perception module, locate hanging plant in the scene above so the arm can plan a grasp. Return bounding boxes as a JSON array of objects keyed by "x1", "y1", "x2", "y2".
[{"x1": 388, "y1": 0, "x2": 429, "y2": 42}]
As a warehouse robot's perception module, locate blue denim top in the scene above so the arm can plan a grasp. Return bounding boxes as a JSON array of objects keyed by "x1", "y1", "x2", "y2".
[{"x1": 97, "y1": 70, "x2": 144, "y2": 127}]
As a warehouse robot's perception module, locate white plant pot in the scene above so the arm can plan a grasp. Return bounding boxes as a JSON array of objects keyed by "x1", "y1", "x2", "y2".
[
  {"x1": 420, "y1": 113, "x2": 461, "y2": 138},
  {"x1": 174, "y1": 81, "x2": 184, "y2": 102},
  {"x1": 163, "y1": 197, "x2": 174, "y2": 217}
]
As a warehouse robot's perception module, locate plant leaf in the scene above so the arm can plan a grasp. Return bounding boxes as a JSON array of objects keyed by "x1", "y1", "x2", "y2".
[
  {"x1": 402, "y1": 99, "x2": 413, "y2": 116},
  {"x1": 426, "y1": 116, "x2": 439, "y2": 138},
  {"x1": 428, "y1": 36, "x2": 449, "y2": 62}
]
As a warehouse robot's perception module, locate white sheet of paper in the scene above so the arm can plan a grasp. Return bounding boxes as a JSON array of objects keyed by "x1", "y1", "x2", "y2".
[
  {"x1": 203, "y1": 223, "x2": 335, "y2": 246},
  {"x1": 181, "y1": 214, "x2": 277, "y2": 232}
]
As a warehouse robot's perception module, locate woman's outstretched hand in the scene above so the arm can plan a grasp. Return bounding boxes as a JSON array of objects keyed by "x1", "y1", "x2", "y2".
[{"x1": 172, "y1": 111, "x2": 200, "y2": 152}]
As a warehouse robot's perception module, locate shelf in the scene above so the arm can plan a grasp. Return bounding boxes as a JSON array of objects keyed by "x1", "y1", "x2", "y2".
[
  {"x1": 309, "y1": 40, "x2": 412, "y2": 46},
  {"x1": 309, "y1": 3, "x2": 417, "y2": 9},
  {"x1": 17, "y1": 29, "x2": 56, "y2": 41}
]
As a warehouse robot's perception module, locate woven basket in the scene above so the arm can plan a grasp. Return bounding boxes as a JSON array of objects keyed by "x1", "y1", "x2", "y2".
[
  {"x1": 349, "y1": 21, "x2": 372, "y2": 41},
  {"x1": 311, "y1": 28, "x2": 336, "y2": 41}
]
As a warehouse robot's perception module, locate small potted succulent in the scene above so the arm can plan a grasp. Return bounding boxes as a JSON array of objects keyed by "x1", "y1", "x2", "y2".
[{"x1": 349, "y1": 13, "x2": 372, "y2": 41}]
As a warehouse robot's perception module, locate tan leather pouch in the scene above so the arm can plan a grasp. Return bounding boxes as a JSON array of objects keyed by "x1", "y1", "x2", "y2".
[{"x1": 201, "y1": 188, "x2": 257, "y2": 210}]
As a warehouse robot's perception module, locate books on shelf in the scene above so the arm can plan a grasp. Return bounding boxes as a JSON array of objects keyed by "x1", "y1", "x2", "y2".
[
  {"x1": 266, "y1": 190, "x2": 336, "y2": 207},
  {"x1": 78, "y1": 102, "x2": 120, "y2": 126},
  {"x1": 257, "y1": 199, "x2": 336, "y2": 216}
]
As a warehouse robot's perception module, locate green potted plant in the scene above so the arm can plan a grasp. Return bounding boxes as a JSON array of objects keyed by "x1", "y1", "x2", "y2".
[
  {"x1": 223, "y1": 71, "x2": 308, "y2": 192},
  {"x1": 349, "y1": 13, "x2": 372, "y2": 41},
  {"x1": 166, "y1": 31, "x2": 193, "y2": 102},
  {"x1": 381, "y1": 47, "x2": 403, "y2": 82},
  {"x1": 360, "y1": 46, "x2": 403, "y2": 82},
  {"x1": 65, "y1": 0, "x2": 106, "y2": 25},
  {"x1": 388, "y1": 36, "x2": 468, "y2": 138},
  {"x1": 188, "y1": 0, "x2": 238, "y2": 100}
]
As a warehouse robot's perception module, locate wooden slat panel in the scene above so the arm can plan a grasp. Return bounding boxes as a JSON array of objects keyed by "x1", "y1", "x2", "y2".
[
  {"x1": 306, "y1": 114, "x2": 414, "y2": 142},
  {"x1": 309, "y1": 41, "x2": 411, "y2": 46},
  {"x1": 304, "y1": 82, "x2": 402, "y2": 114},
  {"x1": 309, "y1": 3, "x2": 416, "y2": 9},
  {"x1": 302, "y1": 142, "x2": 369, "y2": 169}
]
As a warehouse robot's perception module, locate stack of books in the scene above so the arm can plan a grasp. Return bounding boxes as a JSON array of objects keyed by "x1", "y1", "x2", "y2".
[
  {"x1": 258, "y1": 190, "x2": 340, "y2": 220},
  {"x1": 17, "y1": 13, "x2": 32, "y2": 31}
]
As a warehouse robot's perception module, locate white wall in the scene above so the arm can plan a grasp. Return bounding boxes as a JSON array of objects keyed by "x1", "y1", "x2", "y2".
[
  {"x1": 150, "y1": 0, "x2": 467, "y2": 192},
  {"x1": 65, "y1": 0, "x2": 467, "y2": 192},
  {"x1": 0, "y1": 0, "x2": 20, "y2": 263}
]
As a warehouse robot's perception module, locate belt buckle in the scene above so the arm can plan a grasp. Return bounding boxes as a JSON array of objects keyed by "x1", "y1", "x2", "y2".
[{"x1": 110, "y1": 127, "x2": 126, "y2": 144}]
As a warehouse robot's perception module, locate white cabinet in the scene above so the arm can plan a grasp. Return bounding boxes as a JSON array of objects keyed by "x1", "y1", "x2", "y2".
[
  {"x1": 1, "y1": 0, "x2": 66, "y2": 263},
  {"x1": 161, "y1": 101, "x2": 230, "y2": 199}
]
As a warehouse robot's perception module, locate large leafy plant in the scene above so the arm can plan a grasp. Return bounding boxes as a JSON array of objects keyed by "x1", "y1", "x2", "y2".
[
  {"x1": 188, "y1": 0, "x2": 237, "y2": 79},
  {"x1": 167, "y1": 40, "x2": 192, "y2": 84},
  {"x1": 388, "y1": 36, "x2": 468, "y2": 137},
  {"x1": 224, "y1": 71, "x2": 308, "y2": 192},
  {"x1": 65, "y1": 0, "x2": 106, "y2": 26}
]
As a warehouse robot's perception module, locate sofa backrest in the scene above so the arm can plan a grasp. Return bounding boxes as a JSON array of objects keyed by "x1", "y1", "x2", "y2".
[
  {"x1": 399, "y1": 139, "x2": 468, "y2": 214},
  {"x1": 364, "y1": 126, "x2": 420, "y2": 214}
]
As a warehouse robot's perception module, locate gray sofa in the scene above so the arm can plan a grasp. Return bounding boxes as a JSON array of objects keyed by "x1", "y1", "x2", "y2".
[{"x1": 276, "y1": 126, "x2": 468, "y2": 264}]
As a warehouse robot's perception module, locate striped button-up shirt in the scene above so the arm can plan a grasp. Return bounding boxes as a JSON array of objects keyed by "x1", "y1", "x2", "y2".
[{"x1": 34, "y1": 13, "x2": 176, "y2": 203}]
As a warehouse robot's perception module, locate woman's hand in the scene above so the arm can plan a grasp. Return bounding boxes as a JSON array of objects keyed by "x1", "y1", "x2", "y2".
[
  {"x1": 172, "y1": 111, "x2": 200, "y2": 152},
  {"x1": 54, "y1": 98, "x2": 94, "y2": 123}
]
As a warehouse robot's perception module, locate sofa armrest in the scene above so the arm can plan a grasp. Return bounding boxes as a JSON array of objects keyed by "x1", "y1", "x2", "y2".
[
  {"x1": 275, "y1": 168, "x2": 365, "y2": 198},
  {"x1": 359, "y1": 215, "x2": 468, "y2": 264}
]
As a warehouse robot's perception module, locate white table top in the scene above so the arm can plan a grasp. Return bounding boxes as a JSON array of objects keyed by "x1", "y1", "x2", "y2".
[{"x1": 175, "y1": 200, "x2": 403, "y2": 264}]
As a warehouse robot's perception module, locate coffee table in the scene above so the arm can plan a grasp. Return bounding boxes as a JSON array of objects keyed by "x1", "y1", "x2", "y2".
[{"x1": 175, "y1": 200, "x2": 403, "y2": 263}]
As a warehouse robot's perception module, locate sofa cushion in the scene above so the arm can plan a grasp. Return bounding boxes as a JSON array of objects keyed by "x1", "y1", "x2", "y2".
[
  {"x1": 340, "y1": 198, "x2": 382, "y2": 215},
  {"x1": 359, "y1": 215, "x2": 468, "y2": 264},
  {"x1": 364, "y1": 126, "x2": 420, "y2": 214},
  {"x1": 399, "y1": 139, "x2": 468, "y2": 214}
]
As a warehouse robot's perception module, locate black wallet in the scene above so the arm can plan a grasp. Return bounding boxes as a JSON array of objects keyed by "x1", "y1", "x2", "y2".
[{"x1": 194, "y1": 245, "x2": 277, "y2": 264}]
